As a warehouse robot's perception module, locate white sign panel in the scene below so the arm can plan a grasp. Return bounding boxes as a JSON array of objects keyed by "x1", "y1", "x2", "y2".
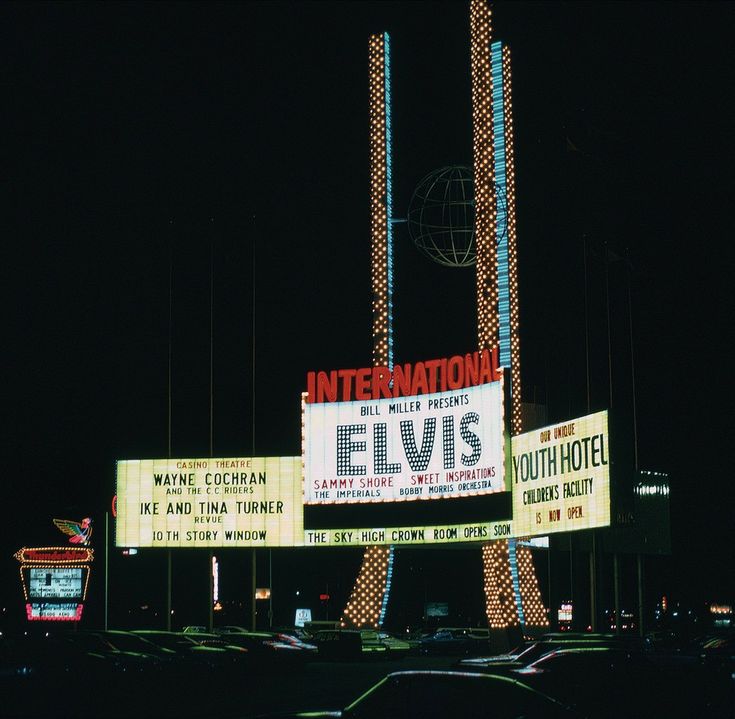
[
  {"x1": 304, "y1": 381, "x2": 505, "y2": 504},
  {"x1": 303, "y1": 520, "x2": 515, "y2": 546},
  {"x1": 116, "y1": 456, "x2": 303, "y2": 548},
  {"x1": 29, "y1": 567, "x2": 83, "y2": 599},
  {"x1": 295, "y1": 608, "x2": 312, "y2": 627}
]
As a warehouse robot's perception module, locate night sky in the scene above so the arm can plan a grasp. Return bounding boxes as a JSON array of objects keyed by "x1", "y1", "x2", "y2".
[{"x1": 4, "y1": 2, "x2": 734, "y2": 626}]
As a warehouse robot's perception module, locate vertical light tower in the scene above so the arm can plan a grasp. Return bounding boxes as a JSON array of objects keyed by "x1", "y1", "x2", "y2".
[
  {"x1": 342, "y1": 3, "x2": 548, "y2": 634},
  {"x1": 495, "y1": 40, "x2": 547, "y2": 632},
  {"x1": 471, "y1": 0, "x2": 499, "y2": 355},
  {"x1": 341, "y1": 32, "x2": 394, "y2": 629},
  {"x1": 469, "y1": 0, "x2": 520, "y2": 633},
  {"x1": 472, "y1": 0, "x2": 548, "y2": 635}
]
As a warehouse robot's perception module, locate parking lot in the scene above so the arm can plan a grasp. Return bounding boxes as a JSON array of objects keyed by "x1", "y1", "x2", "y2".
[
  {"x1": 3, "y1": 651, "x2": 454, "y2": 719},
  {"x1": 2, "y1": 629, "x2": 732, "y2": 719}
]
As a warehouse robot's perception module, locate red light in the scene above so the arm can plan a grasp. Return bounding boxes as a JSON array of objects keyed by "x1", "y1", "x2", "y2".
[{"x1": 319, "y1": 594, "x2": 330, "y2": 601}]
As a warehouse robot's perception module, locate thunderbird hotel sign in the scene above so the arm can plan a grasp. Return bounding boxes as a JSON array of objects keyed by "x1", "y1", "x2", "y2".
[{"x1": 15, "y1": 519, "x2": 95, "y2": 622}]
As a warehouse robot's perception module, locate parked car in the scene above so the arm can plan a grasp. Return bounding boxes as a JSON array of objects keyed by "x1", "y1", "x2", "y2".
[
  {"x1": 99, "y1": 630, "x2": 179, "y2": 663},
  {"x1": 678, "y1": 630, "x2": 735, "y2": 672},
  {"x1": 212, "y1": 626, "x2": 316, "y2": 656},
  {"x1": 419, "y1": 627, "x2": 492, "y2": 656},
  {"x1": 0, "y1": 633, "x2": 150, "y2": 678},
  {"x1": 272, "y1": 632, "x2": 318, "y2": 656},
  {"x1": 254, "y1": 670, "x2": 580, "y2": 718},
  {"x1": 508, "y1": 646, "x2": 732, "y2": 719},
  {"x1": 182, "y1": 625, "x2": 207, "y2": 634},
  {"x1": 302, "y1": 620, "x2": 341, "y2": 639},
  {"x1": 62, "y1": 631, "x2": 164, "y2": 672},
  {"x1": 457, "y1": 633, "x2": 650, "y2": 672},
  {"x1": 194, "y1": 629, "x2": 312, "y2": 669},
  {"x1": 274, "y1": 626, "x2": 314, "y2": 642},
  {"x1": 314, "y1": 629, "x2": 388, "y2": 660},
  {"x1": 212, "y1": 624, "x2": 250, "y2": 634},
  {"x1": 131, "y1": 629, "x2": 250, "y2": 676},
  {"x1": 377, "y1": 631, "x2": 415, "y2": 658},
  {"x1": 0, "y1": 633, "x2": 165, "y2": 719}
]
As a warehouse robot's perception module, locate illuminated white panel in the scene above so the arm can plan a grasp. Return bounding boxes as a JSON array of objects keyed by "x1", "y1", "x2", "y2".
[
  {"x1": 304, "y1": 381, "x2": 505, "y2": 505},
  {"x1": 29, "y1": 567, "x2": 82, "y2": 599},
  {"x1": 511, "y1": 410, "x2": 611, "y2": 536},
  {"x1": 115, "y1": 456, "x2": 303, "y2": 548},
  {"x1": 304, "y1": 520, "x2": 515, "y2": 547}
]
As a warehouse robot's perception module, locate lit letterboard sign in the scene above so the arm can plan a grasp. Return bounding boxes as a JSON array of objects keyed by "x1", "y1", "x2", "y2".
[
  {"x1": 116, "y1": 456, "x2": 303, "y2": 548},
  {"x1": 29, "y1": 567, "x2": 83, "y2": 599},
  {"x1": 511, "y1": 410, "x2": 611, "y2": 536}
]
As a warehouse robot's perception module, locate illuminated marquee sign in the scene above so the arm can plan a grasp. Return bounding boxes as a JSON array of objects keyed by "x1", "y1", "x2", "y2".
[
  {"x1": 300, "y1": 349, "x2": 515, "y2": 546},
  {"x1": 304, "y1": 349, "x2": 506, "y2": 505},
  {"x1": 511, "y1": 410, "x2": 611, "y2": 537},
  {"x1": 14, "y1": 546, "x2": 93, "y2": 622},
  {"x1": 15, "y1": 547, "x2": 94, "y2": 564},
  {"x1": 115, "y1": 456, "x2": 303, "y2": 548},
  {"x1": 29, "y1": 567, "x2": 83, "y2": 599}
]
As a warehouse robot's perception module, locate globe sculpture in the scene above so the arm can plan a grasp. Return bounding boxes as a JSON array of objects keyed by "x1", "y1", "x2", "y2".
[{"x1": 407, "y1": 165, "x2": 506, "y2": 268}]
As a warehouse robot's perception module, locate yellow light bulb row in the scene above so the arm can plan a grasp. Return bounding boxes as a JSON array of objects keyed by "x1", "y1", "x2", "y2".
[
  {"x1": 501, "y1": 45, "x2": 523, "y2": 437},
  {"x1": 368, "y1": 33, "x2": 392, "y2": 369},
  {"x1": 481, "y1": 540, "x2": 520, "y2": 628},
  {"x1": 344, "y1": 37, "x2": 394, "y2": 629},
  {"x1": 515, "y1": 543, "x2": 549, "y2": 628},
  {"x1": 341, "y1": 546, "x2": 391, "y2": 629},
  {"x1": 470, "y1": 0, "x2": 498, "y2": 353}
]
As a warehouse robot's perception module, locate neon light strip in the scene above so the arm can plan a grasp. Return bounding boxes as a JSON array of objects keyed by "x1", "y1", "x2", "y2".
[
  {"x1": 490, "y1": 37, "x2": 524, "y2": 621},
  {"x1": 502, "y1": 45, "x2": 522, "y2": 437},
  {"x1": 378, "y1": 545, "x2": 394, "y2": 626},
  {"x1": 384, "y1": 33, "x2": 394, "y2": 371},
  {"x1": 14, "y1": 546, "x2": 94, "y2": 564},
  {"x1": 491, "y1": 42, "x2": 509, "y2": 368},
  {"x1": 382, "y1": 33, "x2": 396, "y2": 622},
  {"x1": 507, "y1": 538, "x2": 525, "y2": 627}
]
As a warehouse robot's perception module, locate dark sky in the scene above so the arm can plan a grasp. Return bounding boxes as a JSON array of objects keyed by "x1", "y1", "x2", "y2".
[{"x1": 4, "y1": 1, "x2": 734, "y2": 619}]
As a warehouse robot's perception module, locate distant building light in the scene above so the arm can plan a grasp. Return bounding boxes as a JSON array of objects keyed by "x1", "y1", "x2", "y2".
[
  {"x1": 212, "y1": 556, "x2": 219, "y2": 605},
  {"x1": 558, "y1": 601, "x2": 573, "y2": 623},
  {"x1": 634, "y1": 483, "x2": 670, "y2": 497}
]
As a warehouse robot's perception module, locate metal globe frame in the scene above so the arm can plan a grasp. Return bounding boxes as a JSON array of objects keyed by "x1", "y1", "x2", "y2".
[{"x1": 407, "y1": 165, "x2": 507, "y2": 268}]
